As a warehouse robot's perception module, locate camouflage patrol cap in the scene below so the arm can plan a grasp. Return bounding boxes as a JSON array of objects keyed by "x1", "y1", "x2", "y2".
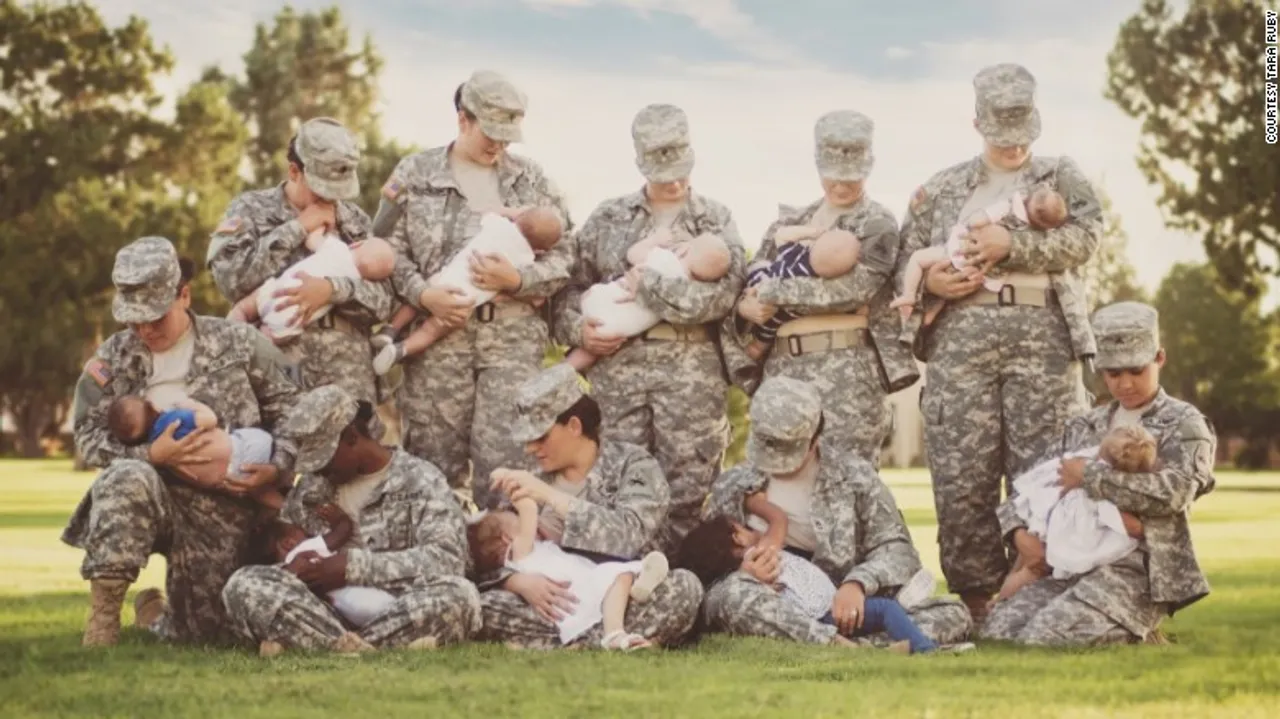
[
  {"x1": 510, "y1": 364, "x2": 586, "y2": 443},
  {"x1": 112, "y1": 237, "x2": 181, "y2": 324},
  {"x1": 814, "y1": 110, "x2": 875, "y2": 182},
  {"x1": 747, "y1": 377, "x2": 822, "y2": 474},
  {"x1": 295, "y1": 117, "x2": 361, "y2": 201},
  {"x1": 632, "y1": 104, "x2": 695, "y2": 183},
  {"x1": 1092, "y1": 301, "x2": 1161, "y2": 370},
  {"x1": 973, "y1": 63, "x2": 1041, "y2": 147},
  {"x1": 283, "y1": 385, "x2": 360, "y2": 474},
  {"x1": 461, "y1": 70, "x2": 527, "y2": 143}
]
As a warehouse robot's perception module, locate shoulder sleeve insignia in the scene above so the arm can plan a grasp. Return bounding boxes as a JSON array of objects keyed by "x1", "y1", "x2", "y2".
[
  {"x1": 909, "y1": 186, "x2": 927, "y2": 214},
  {"x1": 382, "y1": 178, "x2": 404, "y2": 202},
  {"x1": 215, "y1": 216, "x2": 244, "y2": 235},
  {"x1": 84, "y1": 358, "x2": 111, "y2": 387}
]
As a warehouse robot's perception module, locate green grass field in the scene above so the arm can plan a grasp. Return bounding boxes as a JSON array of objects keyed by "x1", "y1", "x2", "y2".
[{"x1": 3, "y1": 460, "x2": 1279, "y2": 718}]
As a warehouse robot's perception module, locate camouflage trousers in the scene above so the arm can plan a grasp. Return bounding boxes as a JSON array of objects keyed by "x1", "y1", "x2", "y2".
[
  {"x1": 59, "y1": 459, "x2": 258, "y2": 644},
  {"x1": 221, "y1": 565, "x2": 482, "y2": 650},
  {"x1": 588, "y1": 338, "x2": 729, "y2": 556},
  {"x1": 477, "y1": 569, "x2": 704, "y2": 649},
  {"x1": 397, "y1": 316, "x2": 544, "y2": 508},
  {"x1": 286, "y1": 325, "x2": 385, "y2": 440},
  {"x1": 921, "y1": 304, "x2": 1085, "y2": 595},
  {"x1": 703, "y1": 572, "x2": 973, "y2": 646},
  {"x1": 763, "y1": 342, "x2": 889, "y2": 465},
  {"x1": 981, "y1": 550, "x2": 1163, "y2": 645}
]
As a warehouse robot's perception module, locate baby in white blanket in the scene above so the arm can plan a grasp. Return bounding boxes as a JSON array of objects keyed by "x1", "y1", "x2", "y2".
[
  {"x1": 228, "y1": 231, "x2": 396, "y2": 343},
  {"x1": 564, "y1": 229, "x2": 732, "y2": 372},
  {"x1": 997, "y1": 425, "x2": 1158, "y2": 602},
  {"x1": 890, "y1": 187, "x2": 1067, "y2": 324},
  {"x1": 372, "y1": 208, "x2": 563, "y2": 374},
  {"x1": 467, "y1": 495, "x2": 669, "y2": 650}
]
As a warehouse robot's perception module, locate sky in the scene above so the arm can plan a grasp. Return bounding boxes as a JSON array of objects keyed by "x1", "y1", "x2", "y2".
[{"x1": 93, "y1": 0, "x2": 1263, "y2": 302}]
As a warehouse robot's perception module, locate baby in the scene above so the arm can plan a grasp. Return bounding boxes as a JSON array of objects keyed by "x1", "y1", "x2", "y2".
[
  {"x1": 678, "y1": 505, "x2": 968, "y2": 654},
  {"x1": 227, "y1": 230, "x2": 397, "y2": 343},
  {"x1": 891, "y1": 187, "x2": 1067, "y2": 323},
  {"x1": 996, "y1": 425, "x2": 1159, "y2": 603},
  {"x1": 564, "y1": 229, "x2": 733, "y2": 372},
  {"x1": 107, "y1": 395, "x2": 273, "y2": 490},
  {"x1": 467, "y1": 489, "x2": 669, "y2": 650},
  {"x1": 262, "y1": 504, "x2": 397, "y2": 628},
  {"x1": 741, "y1": 224, "x2": 862, "y2": 361},
  {"x1": 372, "y1": 207, "x2": 563, "y2": 375}
]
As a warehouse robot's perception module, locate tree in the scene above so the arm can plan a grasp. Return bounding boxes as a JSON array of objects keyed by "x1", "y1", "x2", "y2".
[
  {"x1": 1083, "y1": 187, "x2": 1147, "y2": 313},
  {"x1": 1153, "y1": 263, "x2": 1280, "y2": 467},
  {"x1": 1106, "y1": 0, "x2": 1280, "y2": 295},
  {"x1": 0, "y1": 1, "x2": 173, "y2": 456},
  {"x1": 224, "y1": 5, "x2": 387, "y2": 189}
]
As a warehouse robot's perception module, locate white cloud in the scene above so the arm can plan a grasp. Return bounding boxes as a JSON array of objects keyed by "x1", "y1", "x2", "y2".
[
  {"x1": 94, "y1": 0, "x2": 1233, "y2": 303},
  {"x1": 884, "y1": 46, "x2": 914, "y2": 60}
]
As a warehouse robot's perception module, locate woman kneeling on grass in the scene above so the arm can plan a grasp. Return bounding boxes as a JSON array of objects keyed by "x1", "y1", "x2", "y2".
[
  {"x1": 475, "y1": 364, "x2": 704, "y2": 649},
  {"x1": 698, "y1": 376, "x2": 973, "y2": 649},
  {"x1": 982, "y1": 302, "x2": 1216, "y2": 645}
]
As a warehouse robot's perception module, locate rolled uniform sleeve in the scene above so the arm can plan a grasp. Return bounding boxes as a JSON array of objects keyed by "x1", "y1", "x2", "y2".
[
  {"x1": 1082, "y1": 413, "x2": 1216, "y2": 517},
  {"x1": 72, "y1": 351, "x2": 151, "y2": 469},
  {"x1": 841, "y1": 475, "x2": 923, "y2": 596},
  {"x1": 207, "y1": 200, "x2": 309, "y2": 303},
  {"x1": 377, "y1": 160, "x2": 434, "y2": 312},
  {"x1": 1000, "y1": 156, "x2": 1101, "y2": 274},
  {"x1": 702, "y1": 465, "x2": 768, "y2": 525},
  {"x1": 637, "y1": 212, "x2": 746, "y2": 325},
  {"x1": 328, "y1": 206, "x2": 394, "y2": 326},
  {"x1": 345, "y1": 493, "x2": 469, "y2": 586},
  {"x1": 560, "y1": 451, "x2": 671, "y2": 559},
  {"x1": 242, "y1": 330, "x2": 301, "y2": 476},
  {"x1": 755, "y1": 210, "x2": 898, "y2": 313},
  {"x1": 553, "y1": 213, "x2": 603, "y2": 348},
  {"x1": 512, "y1": 163, "x2": 577, "y2": 300}
]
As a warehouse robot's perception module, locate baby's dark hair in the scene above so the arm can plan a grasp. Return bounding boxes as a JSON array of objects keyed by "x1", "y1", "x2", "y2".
[
  {"x1": 675, "y1": 515, "x2": 741, "y2": 587},
  {"x1": 107, "y1": 395, "x2": 152, "y2": 446},
  {"x1": 466, "y1": 513, "x2": 509, "y2": 575}
]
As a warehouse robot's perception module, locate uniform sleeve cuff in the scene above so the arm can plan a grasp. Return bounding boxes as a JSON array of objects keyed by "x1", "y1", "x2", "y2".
[
  {"x1": 843, "y1": 572, "x2": 877, "y2": 597},
  {"x1": 344, "y1": 548, "x2": 373, "y2": 585},
  {"x1": 329, "y1": 276, "x2": 355, "y2": 304}
]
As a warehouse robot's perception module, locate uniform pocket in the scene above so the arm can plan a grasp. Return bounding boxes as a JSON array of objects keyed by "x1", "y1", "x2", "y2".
[{"x1": 919, "y1": 383, "x2": 944, "y2": 428}]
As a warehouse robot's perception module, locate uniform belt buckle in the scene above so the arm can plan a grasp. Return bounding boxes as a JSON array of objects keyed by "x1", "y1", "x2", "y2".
[
  {"x1": 476, "y1": 303, "x2": 496, "y2": 323},
  {"x1": 787, "y1": 335, "x2": 804, "y2": 356},
  {"x1": 998, "y1": 285, "x2": 1016, "y2": 306}
]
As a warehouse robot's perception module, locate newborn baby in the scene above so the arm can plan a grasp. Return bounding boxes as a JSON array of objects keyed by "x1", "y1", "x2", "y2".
[
  {"x1": 372, "y1": 207, "x2": 562, "y2": 374},
  {"x1": 565, "y1": 229, "x2": 732, "y2": 372},
  {"x1": 891, "y1": 187, "x2": 1067, "y2": 323},
  {"x1": 996, "y1": 424, "x2": 1158, "y2": 603},
  {"x1": 228, "y1": 231, "x2": 396, "y2": 343}
]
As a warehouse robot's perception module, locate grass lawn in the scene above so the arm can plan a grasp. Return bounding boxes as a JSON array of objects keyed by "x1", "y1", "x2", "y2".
[{"x1": 2, "y1": 460, "x2": 1279, "y2": 718}]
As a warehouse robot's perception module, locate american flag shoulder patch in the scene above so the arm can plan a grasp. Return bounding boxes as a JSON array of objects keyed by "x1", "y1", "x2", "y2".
[
  {"x1": 382, "y1": 179, "x2": 403, "y2": 201},
  {"x1": 215, "y1": 216, "x2": 243, "y2": 234},
  {"x1": 85, "y1": 358, "x2": 111, "y2": 387}
]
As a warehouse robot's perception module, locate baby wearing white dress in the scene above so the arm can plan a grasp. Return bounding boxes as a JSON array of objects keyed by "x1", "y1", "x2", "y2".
[
  {"x1": 564, "y1": 228, "x2": 732, "y2": 373},
  {"x1": 264, "y1": 505, "x2": 398, "y2": 628},
  {"x1": 890, "y1": 186, "x2": 1068, "y2": 324},
  {"x1": 467, "y1": 496, "x2": 669, "y2": 650},
  {"x1": 371, "y1": 207, "x2": 563, "y2": 374},
  {"x1": 228, "y1": 231, "x2": 397, "y2": 343},
  {"x1": 997, "y1": 424, "x2": 1158, "y2": 602}
]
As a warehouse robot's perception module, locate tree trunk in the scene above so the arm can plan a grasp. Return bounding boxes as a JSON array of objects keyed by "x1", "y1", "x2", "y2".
[{"x1": 10, "y1": 394, "x2": 53, "y2": 458}]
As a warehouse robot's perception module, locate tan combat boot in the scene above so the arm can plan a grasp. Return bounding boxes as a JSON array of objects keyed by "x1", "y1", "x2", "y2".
[
  {"x1": 333, "y1": 631, "x2": 376, "y2": 655},
  {"x1": 960, "y1": 591, "x2": 992, "y2": 630},
  {"x1": 133, "y1": 587, "x2": 166, "y2": 630},
  {"x1": 83, "y1": 578, "x2": 130, "y2": 646}
]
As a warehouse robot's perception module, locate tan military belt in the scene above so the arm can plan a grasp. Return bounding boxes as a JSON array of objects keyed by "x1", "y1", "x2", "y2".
[
  {"x1": 475, "y1": 301, "x2": 537, "y2": 322},
  {"x1": 314, "y1": 312, "x2": 358, "y2": 335},
  {"x1": 776, "y1": 312, "x2": 868, "y2": 337},
  {"x1": 958, "y1": 285, "x2": 1059, "y2": 308},
  {"x1": 644, "y1": 323, "x2": 710, "y2": 342},
  {"x1": 783, "y1": 328, "x2": 868, "y2": 356}
]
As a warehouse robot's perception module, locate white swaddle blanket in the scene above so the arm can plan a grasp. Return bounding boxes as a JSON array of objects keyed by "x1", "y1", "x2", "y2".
[
  {"x1": 431, "y1": 212, "x2": 535, "y2": 304},
  {"x1": 507, "y1": 541, "x2": 645, "y2": 643},
  {"x1": 284, "y1": 535, "x2": 398, "y2": 627},
  {"x1": 1012, "y1": 446, "x2": 1139, "y2": 579},
  {"x1": 257, "y1": 234, "x2": 360, "y2": 340},
  {"x1": 581, "y1": 247, "x2": 686, "y2": 337}
]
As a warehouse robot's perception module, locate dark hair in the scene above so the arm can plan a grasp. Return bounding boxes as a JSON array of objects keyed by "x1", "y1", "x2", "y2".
[
  {"x1": 107, "y1": 395, "x2": 152, "y2": 446},
  {"x1": 177, "y1": 257, "x2": 195, "y2": 292},
  {"x1": 250, "y1": 519, "x2": 297, "y2": 564},
  {"x1": 453, "y1": 83, "x2": 476, "y2": 121},
  {"x1": 466, "y1": 513, "x2": 508, "y2": 574},
  {"x1": 675, "y1": 516, "x2": 741, "y2": 587},
  {"x1": 287, "y1": 135, "x2": 305, "y2": 171},
  {"x1": 351, "y1": 400, "x2": 376, "y2": 439},
  {"x1": 554, "y1": 395, "x2": 601, "y2": 442}
]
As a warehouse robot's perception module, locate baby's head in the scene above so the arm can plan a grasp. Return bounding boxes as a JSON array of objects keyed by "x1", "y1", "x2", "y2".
[
  {"x1": 516, "y1": 207, "x2": 563, "y2": 253},
  {"x1": 674, "y1": 515, "x2": 759, "y2": 586},
  {"x1": 682, "y1": 233, "x2": 732, "y2": 282},
  {"x1": 107, "y1": 395, "x2": 158, "y2": 446},
  {"x1": 1100, "y1": 425, "x2": 1158, "y2": 473},
  {"x1": 1027, "y1": 188, "x2": 1067, "y2": 230},
  {"x1": 260, "y1": 519, "x2": 310, "y2": 564},
  {"x1": 809, "y1": 228, "x2": 861, "y2": 279},
  {"x1": 466, "y1": 510, "x2": 520, "y2": 574},
  {"x1": 350, "y1": 238, "x2": 396, "y2": 281}
]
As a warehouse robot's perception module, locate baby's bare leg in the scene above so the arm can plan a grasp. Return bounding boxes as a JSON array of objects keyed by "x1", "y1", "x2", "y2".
[
  {"x1": 565, "y1": 348, "x2": 598, "y2": 372},
  {"x1": 228, "y1": 291, "x2": 261, "y2": 324},
  {"x1": 890, "y1": 247, "x2": 947, "y2": 318},
  {"x1": 401, "y1": 318, "x2": 451, "y2": 357},
  {"x1": 389, "y1": 304, "x2": 418, "y2": 333},
  {"x1": 746, "y1": 339, "x2": 771, "y2": 361}
]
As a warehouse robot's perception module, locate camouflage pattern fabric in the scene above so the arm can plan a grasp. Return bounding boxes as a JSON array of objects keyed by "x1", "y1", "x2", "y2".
[
  {"x1": 63, "y1": 315, "x2": 300, "y2": 644},
  {"x1": 370, "y1": 145, "x2": 573, "y2": 504},
  {"x1": 553, "y1": 188, "x2": 745, "y2": 555},
  {"x1": 222, "y1": 449, "x2": 482, "y2": 649}
]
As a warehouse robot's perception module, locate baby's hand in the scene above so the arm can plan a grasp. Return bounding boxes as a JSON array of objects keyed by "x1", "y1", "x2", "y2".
[{"x1": 316, "y1": 503, "x2": 350, "y2": 526}]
